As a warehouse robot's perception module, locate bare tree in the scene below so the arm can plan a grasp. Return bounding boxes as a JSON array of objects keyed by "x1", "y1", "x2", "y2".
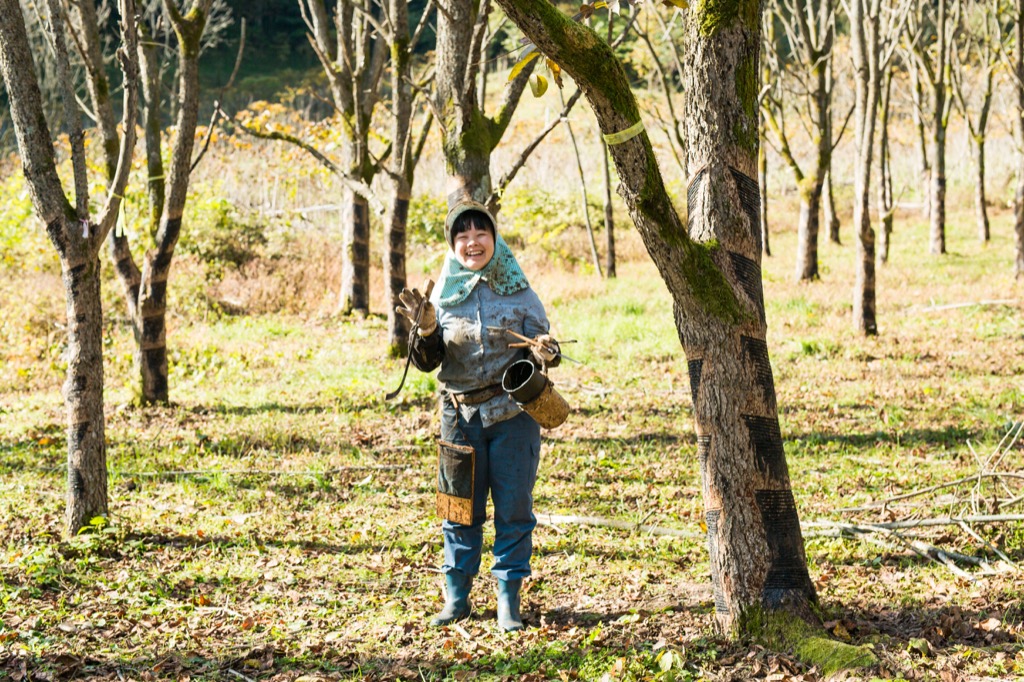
[
  {"x1": 299, "y1": 0, "x2": 388, "y2": 316},
  {"x1": 495, "y1": 0, "x2": 829, "y2": 639},
  {"x1": 0, "y1": 0, "x2": 138, "y2": 534},
  {"x1": 951, "y1": 0, "x2": 999, "y2": 244},
  {"x1": 760, "y1": 0, "x2": 837, "y2": 281},
  {"x1": 903, "y1": 0, "x2": 960, "y2": 255},
  {"x1": 435, "y1": 0, "x2": 535, "y2": 210},
  {"x1": 380, "y1": 0, "x2": 435, "y2": 352},
  {"x1": 846, "y1": 0, "x2": 907, "y2": 335}
]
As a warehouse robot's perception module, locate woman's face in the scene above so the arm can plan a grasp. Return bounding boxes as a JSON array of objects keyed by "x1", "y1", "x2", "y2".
[{"x1": 453, "y1": 225, "x2": 495, "y2": 271}]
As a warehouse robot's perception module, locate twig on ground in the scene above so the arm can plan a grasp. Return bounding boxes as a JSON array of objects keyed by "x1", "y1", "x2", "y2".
[
  {"x1": 228, "y1": 670, "x2": 256, "y2": 682},
  {"x1": 839, "y1": 472, "x2": 1024, "y2": 514}
]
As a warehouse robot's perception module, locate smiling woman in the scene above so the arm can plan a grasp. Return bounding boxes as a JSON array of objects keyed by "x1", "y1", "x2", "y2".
[{"x1": 397, "y1": 199, "x2": 564, "y2": 632}]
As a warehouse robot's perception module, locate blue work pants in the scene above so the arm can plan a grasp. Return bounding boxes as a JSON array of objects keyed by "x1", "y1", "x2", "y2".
[{"x1": 440, "y1": 403, "x2": 541, "y2": 582}]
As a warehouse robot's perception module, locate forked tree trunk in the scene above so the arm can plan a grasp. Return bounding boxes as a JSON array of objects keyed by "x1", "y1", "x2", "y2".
[
  {"x1": 435, "y1": 0, "x2": 534, "y2": 210},
  {"x1": 494, "y1": 0, "x2": 817, "y2": 633},
  {"x1": 0, "y1": 0, "x2": 138, "y2": 535}
]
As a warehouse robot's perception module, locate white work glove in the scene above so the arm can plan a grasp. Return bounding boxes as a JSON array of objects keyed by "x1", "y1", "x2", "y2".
[
  {"x1": 531, "y1": 334, "x2": 559, "y2": 364},
  {"x1": 396, "y1": 282, "x2": 436, "y2": 336}
]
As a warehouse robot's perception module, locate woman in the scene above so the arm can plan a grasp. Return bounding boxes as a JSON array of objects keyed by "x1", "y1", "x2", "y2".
[{"x1": 397, "y1": 199, "x2": 559, "y2": 632}]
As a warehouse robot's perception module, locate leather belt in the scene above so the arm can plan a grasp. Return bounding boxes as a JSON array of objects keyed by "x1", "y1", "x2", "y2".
[{"x1": 456, "y1": 384, "x2": 504, "y2": 405}]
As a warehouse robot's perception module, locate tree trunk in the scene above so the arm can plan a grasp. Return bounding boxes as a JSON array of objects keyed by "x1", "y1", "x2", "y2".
[
  {"x1": 62, "y1": 256, "x2": 109, "y2": 531},
  {"x1": 602, "y1": 138, "x2": 616, "y2": 278},
  {"x1": 972, "y1": 135, "x2": 989, "y2": 243},
  {"x1": 909, "y1": 65, "x2": 930, "y2": 220},
  {"x1": 758, "y1": 125, "x2": 771, "y2": 257},
  {"x1": 386, "y1": 188, "x2": 411, "y2": 351},
  {"x1": 384, "y1": 0, "x2": 414, "y2": 352},
  {"x1": 1016, "y1": 0, "x2": 1024, "y2": 279},
  {"x1": 495, "y1": 0, "x2": 817, "y2": 634},
  {"x1": 876, "y1": 67, "x2": 893, "y2": 265},
  {"x1": 66, "y1": 0, "x2": 119, "y2": 178},
  {"x1": 339, "y1": 190, "x2": 371, "y2": 315},
  {"x1": 794, "y1": 182, "x2": 823, "y2": 281},
  {"x1": 851, "y1": 0, "x2": 879, "y2": 336},
  {"x1": 823, "y1": 60, "x2": 840, "y2": 245},
  {"x1": 1, "y1": 0, "x2": 138, "y2": 535},
  {"x1": 930, "y1": 124, "x2": 947, "y2": 255}
]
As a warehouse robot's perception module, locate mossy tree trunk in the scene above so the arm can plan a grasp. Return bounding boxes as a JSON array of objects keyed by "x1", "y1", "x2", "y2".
[
  {"x1": 434, "y1": 0, "x2": 535, "y2": 210},
  {"x1": 0, "y1": 0, "x2": 138, "y2": 535},
  {"x1": 495, "y1": 0, "x2": 818, "y2": 633}
]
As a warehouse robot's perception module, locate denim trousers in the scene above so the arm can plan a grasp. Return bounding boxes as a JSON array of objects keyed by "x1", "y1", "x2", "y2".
[{"x1": 440, "y1": 401, "x2": 541, "y2": 581}]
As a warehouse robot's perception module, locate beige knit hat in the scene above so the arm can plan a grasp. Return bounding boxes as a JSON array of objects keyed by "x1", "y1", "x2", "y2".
[{"x1": 444, "y1": 200, "x2": 497, "y2": 246}]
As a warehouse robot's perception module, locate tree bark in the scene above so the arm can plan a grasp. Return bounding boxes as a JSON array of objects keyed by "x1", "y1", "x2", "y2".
[
  {"x1": 851, "y1": 0, "x2": 880, "y2": 336},
  {"x1": 0, "y1": 0, "x2": 138, "y2": 535},
  {"x1": 929, "y1": 124, "x2": 947, "y2": 255},
  {"x1": 877, "y1": 66, "x2": 894, "y2": 265},
  {"x1": 1015, "y1": 0, "x2": 1024, "y2": 279},
  {"x1": 602, "y1": 138, "x2": 617, "y2": 278},
  {"x1": 435, "y1": 0, "x2": 534, "y2": 209},
  {"x1": 908, "y1": 63, "x2": 930, "y2": 220},
  {"x1": 758, "y1": 127, "x2": 771, "y2": 257},
  {"x1": 494, "y1": 0, "x2": 817, "y2": 633},
  {"x1": 823, "y1": 61, "x2": 840, "y2": 245},
  {"x1": 972, "y1": 134, "x2": 989, "y2": 243}
]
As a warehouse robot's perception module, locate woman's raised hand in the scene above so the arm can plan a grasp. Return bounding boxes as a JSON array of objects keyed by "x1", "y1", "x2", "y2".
[{"x1": 396, "y1": 280, "x2": 436, "y2": 335}]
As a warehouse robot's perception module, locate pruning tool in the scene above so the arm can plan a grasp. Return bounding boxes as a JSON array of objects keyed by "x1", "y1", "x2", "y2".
[
  {"x1": 486, "y1": 326, "x2": 583, "y2": 365},
  {"x1": 385, "y1": 280, "x2": 435, "y2": 400}
]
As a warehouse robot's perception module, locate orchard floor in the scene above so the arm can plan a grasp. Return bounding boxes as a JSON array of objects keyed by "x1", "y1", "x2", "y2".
[{"x1": 2, "y1": 205, "x2": 1023, "y2": 681}]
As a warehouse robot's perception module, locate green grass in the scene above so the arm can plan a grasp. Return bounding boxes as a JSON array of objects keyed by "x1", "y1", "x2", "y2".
[{"x1": 2, "y1": 174, "x2": 1024, "y2": 679}]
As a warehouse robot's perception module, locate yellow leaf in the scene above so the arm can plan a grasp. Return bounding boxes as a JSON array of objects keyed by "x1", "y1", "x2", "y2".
[
  {"x1": 662, "y1": 0, "x2": 688, "y2": 7},
  {"x1": 508, "y1": 48, "x2": 540, "y2": 82},
  {"x1": 699, "y1": 519, "x2": 708, "y2": 533},
  {"x1": 529, "y1": 74, "x2": 548, "y2": 97}
]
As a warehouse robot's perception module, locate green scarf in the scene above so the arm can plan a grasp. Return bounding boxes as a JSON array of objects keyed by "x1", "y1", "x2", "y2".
[{"x1": 436, "y1": 234, "x2": 529, "y2": 307}]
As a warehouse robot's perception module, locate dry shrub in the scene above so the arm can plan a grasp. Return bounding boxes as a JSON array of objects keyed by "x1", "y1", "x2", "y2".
[{"x1": 206, "y1": 232, "x2": 341, "y2": 315}]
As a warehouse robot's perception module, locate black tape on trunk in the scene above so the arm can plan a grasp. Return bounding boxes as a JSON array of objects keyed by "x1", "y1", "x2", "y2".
[
  {"x1": 743, "y1": 415, "x2": 787, "y2": 482},
  {"x1": 755, "y1": 489, "x2": 813, "y2": 596},
  {"x1": 728, "y1": 252, "x2": 766, "y2": 324},
  {"x1": 729, "y1": 167, "x2": 762, "y2": 252},
  {"x1": 687, "y1": 359, "x2": 703, "y2": 409},
  {"x1": 741, "y1": 336, "x2": 775, "y2": 407},
  {"x1": 705, "y1": 509, "x2": 729, "y2": 614}
]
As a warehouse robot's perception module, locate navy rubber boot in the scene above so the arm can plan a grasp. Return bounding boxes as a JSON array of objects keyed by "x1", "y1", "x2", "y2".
[
  {"x1": 496, "y1": 578, "x2": 524, "y2": 631},
  {"x1": 430, "y1": 573, "x2": 472, "y2": 627}
]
